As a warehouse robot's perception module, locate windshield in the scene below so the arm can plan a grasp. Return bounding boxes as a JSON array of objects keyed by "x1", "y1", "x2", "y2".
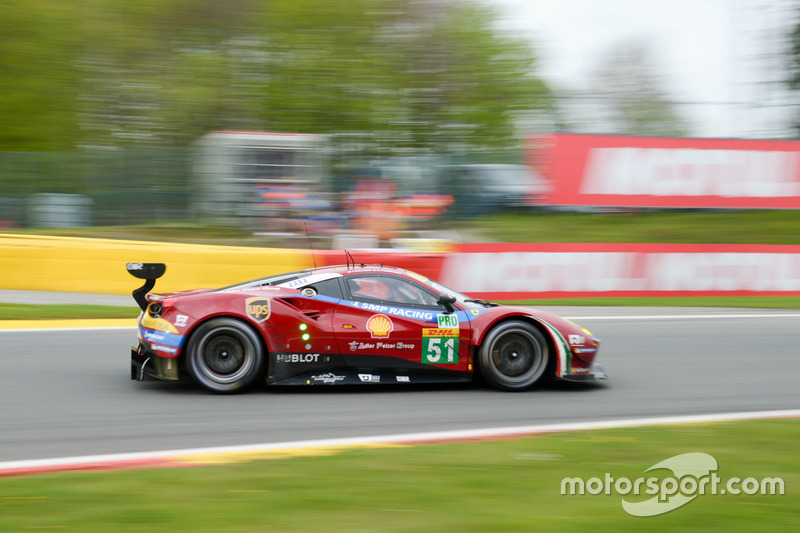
[{"x1": 405, "y1": 270, "x2": 470, "y2": 302}]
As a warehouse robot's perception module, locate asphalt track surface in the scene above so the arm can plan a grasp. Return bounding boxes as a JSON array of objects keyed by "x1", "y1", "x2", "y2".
[{"x1": 1, "y1": 308, "x2": 798, "y2": 463}]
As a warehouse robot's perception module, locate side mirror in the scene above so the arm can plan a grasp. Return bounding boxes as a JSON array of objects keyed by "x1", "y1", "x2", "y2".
[{"x1": 438, "y1": 293, "x2": 457, "y2": 314}]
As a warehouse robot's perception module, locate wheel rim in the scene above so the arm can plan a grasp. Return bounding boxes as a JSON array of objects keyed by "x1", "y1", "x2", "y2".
[
  {"x1": 490, "y1": 330, "x2": 545, "y2": 384},
  {"x1": 197, "y1": 327, "x2": 254, "y2": 384}
]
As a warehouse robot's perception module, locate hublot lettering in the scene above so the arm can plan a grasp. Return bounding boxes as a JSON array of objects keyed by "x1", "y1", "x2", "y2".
[{"x1": 276, "y1": 353, "x2": 320, "y2": 363}]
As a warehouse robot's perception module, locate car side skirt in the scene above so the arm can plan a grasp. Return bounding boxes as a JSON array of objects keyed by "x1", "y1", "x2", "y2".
[{"x1": 267, "y1": 352, "x2": 470, "y2": 386}]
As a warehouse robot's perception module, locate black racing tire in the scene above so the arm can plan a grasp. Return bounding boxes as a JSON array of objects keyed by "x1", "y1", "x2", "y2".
[
  {"x1": 478, "y1": 320, "x2": 549, "y2": 391},
  {"x1": 184, "y1": 317, "x2": 264, "y2": 393}
]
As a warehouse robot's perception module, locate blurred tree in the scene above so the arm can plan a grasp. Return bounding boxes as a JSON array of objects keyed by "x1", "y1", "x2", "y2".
[
  {"x1": 1, "y1": 0, "x2": 551, "y2": 156},
  {"x1": 0, "y1": 0, "x2": 83, "y2": 150},
  {"x1": 246, "y1": 0, "x2": 553, "y2": 157},
  {"x1": 786, "y1": 4, "x2": 800, "y2": 134},
  {"x1": 376, "y1": 0, "x2": 551, "y2": 153},
  {"x1": 582, "y1": 39, "x2": 690, "y2": 137},
  {"x1": 77, "y1": 0, "x2": 257, "y2": 147}
]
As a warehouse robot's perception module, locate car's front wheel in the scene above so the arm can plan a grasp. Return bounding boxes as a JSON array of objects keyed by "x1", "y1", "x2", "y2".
[
  {"x1": 478, "y1": 320, "x2": 549, "y2": 391},
  {"x1": 185, "y1": 318, "x2": 264, "y2": 393}
]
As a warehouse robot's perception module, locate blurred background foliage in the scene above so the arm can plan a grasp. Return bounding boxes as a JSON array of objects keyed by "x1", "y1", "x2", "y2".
[
  {"x1": 7, "y1": 0, "x2": 793, "y2": 236},
  {"x1": 0, "y1": 0, "x2": 551, "y2": 155}
]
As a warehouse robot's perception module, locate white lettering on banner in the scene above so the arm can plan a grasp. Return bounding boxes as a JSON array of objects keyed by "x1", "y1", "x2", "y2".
[
  {"x1": 438, "y1": 252, "x2": 800, "y2": 294},
  {"x1": 440, "y1": 252, "x2": 633, "y2": 293},
  {"x1": 648, "y1": 253, "x2": 800, "y2": 292},
  {"x1": 580, "y1": 148, "x2": 800, "y2": 197}
]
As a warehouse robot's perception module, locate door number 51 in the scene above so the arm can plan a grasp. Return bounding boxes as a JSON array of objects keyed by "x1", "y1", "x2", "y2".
[{"x1": 423, "y1": 337, "x2": 458, "y2": 364}]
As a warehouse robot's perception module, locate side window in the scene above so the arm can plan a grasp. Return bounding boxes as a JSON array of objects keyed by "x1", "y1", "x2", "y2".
[
  {"x1": 346, "y1": 275, "x2": 440, "y2": 308},
  {"x1": 304, "y1": 278, "x2": 344, "y2": 300},
  {"x1": 385, "y1": 277, "x2": 440, "y2": 306},
  {"x1": 346, "y1": 277, "x2": 391, "y2": 301}
]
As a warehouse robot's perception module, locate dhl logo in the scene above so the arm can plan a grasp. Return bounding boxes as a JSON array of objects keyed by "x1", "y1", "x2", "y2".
[
  {"x1": 246, "y1": 298, "x2": 271, "y2": 323},
  {"x1": 422, "y1": 328, "x2": 458, "y2": 337}
]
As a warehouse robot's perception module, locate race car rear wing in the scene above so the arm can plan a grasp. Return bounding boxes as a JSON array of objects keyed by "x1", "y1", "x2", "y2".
[{"x1": 126, "y1": 262, "x2": 166, "y2": 311}]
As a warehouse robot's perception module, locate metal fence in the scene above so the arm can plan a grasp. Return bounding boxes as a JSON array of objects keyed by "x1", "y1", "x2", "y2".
[
  {"x1": 0, "y1": 148, "x2": 191, "y2": 227},
  {"x1": 0, "y1": 145, "x2": 527, "y2": 230}
]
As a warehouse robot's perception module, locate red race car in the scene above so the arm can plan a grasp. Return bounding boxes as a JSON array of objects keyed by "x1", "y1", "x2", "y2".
[{"x1": 127, "y1": 261, "x2": 607, "y2": 393}]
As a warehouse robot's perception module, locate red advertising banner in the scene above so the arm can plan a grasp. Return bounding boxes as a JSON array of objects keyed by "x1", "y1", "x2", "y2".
[
  {"x1": 528, "y1": 134, "x2": 800, "y2": 208},
  {"x1": 440, "y1": 243, "x2": 800, "y2": 300},
  {"x1": 313, "y1": 244, "x2": 800, "y2": 300}
]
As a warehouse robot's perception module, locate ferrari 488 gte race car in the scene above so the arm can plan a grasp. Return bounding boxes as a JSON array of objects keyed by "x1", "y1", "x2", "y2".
[{"x1": 127, "y1": 261, "x2": 607, "y2": 393}]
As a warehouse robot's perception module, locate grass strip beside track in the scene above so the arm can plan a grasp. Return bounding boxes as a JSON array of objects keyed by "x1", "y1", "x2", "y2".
[
  {"x1": 11, "y1": 210, "x2": 800, "y2": 245},
  {"x1": 0, "y1": 419, "x2": 796, "y2": 532},
  {"x1": 0, "y1": 304, "x2": 139, "y2": 320},
  {"x1": 468, "y1": 210, "x2": 800, "y2": 244}
]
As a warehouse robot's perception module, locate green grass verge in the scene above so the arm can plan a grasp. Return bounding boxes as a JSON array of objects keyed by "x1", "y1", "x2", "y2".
[
  {"x1": 0, "y1": 419, "x2": 796, "y2": 532},
  {"x1": 499, "y1": 296, "x2": 800, "y2": 309},
  {"x1": 464, "y1": 210, "x2": 800, "y2": 244},
  {"x1": 0, "y1": 304, "x2": 139, "y2": 320},
  {"x1": 9, "y1": 209, "x2": 800, "y2": 245}
]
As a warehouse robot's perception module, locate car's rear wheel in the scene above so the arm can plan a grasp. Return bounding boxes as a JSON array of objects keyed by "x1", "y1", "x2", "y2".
[
  {"x1": 478, "y1": 320, "x2": 549, "y2": 391},
  {"x1": 185, "y1": 318, "x2": 264, "y2": 393}
]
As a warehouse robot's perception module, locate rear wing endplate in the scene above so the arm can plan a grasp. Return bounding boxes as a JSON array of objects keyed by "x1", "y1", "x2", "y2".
[{"x1": 126, "y1": 263, "x2": 166, "y2": 311}]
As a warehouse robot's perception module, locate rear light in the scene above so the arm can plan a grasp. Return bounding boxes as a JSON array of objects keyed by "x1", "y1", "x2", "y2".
[{"x1": 147, "y1": 302, "x2": 163, "y2": 318}]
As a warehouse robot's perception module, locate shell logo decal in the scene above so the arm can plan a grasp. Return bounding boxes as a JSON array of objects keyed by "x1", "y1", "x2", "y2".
[{"x1": 367, "y1": 314, "x2": 393, "y2": 338}]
